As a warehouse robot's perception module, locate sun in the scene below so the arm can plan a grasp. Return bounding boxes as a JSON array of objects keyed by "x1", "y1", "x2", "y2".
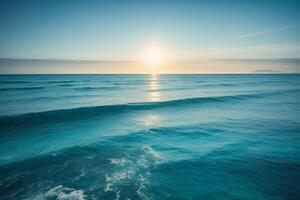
[{"x1": 144, "y1": 47, "x2": 164, "y2": 66}]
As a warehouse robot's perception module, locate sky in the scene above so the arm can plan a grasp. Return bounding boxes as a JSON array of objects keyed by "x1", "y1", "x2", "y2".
[{"x1": 0, "y1": 0, "x2": 300, "y2": 73}]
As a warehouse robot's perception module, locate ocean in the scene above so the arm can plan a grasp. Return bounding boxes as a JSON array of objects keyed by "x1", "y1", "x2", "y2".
[{"x1": 0, "y1": 74, "x2": 299, "y2": 200}]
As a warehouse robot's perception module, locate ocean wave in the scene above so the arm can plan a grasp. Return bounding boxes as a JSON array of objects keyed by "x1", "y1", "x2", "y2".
[
  {"x1": 0, "y1": 93, "x2": 261, "y2": 129},
  {"x1": 56, "y1": 84, "x2": 76, "y2": 87},
  {"x1": 0, "y1": 80, "x2": 76, "y2": 85},
  {"x1": 0, "y1": 86, "x2": 45, "y2": 91},
  {"x1": 196, "y1": 82, "x2": 237, "y2": 87},
  {"x1": 0, "y1": 94, "x2": 253, "y2": 126},
  {"x1": 74, "y1": 86, "x2": 119, "y2": 91},
  {"x1": 0, "y1": 80, "x2": 32, "y2": 84},
  {"x1": 0, "y1": 93, "x2": 103, "y2": 104},
  {"x1": 146, "y1": 83, "x2": 237, "y2": 92},
  {"x1": 44, "y1": 80, "x2": 76, "y2": 84}
]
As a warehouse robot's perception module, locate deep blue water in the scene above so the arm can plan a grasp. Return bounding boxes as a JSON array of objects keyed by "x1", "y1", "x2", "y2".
[{"x1": 0, "y1": 74, "x2": 300, "y2": 200}]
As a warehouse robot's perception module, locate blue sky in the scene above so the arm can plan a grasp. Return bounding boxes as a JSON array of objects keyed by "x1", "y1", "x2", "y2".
[{"x1": 0, "y1": 0, "x2": 300, "y2": 73}]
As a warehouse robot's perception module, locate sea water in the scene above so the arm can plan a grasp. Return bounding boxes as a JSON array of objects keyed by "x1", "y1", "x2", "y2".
[{"x1": 0, "y1": 74, "x2": 299, "y2": 199}]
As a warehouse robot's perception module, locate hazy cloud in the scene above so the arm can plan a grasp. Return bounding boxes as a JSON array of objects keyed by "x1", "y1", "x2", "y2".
[
  {"x1": 170, "y1": 43, "x2": 300, "y2": 60},
  {"x1": 238, "y1": 24, "x2": 298, "y2": 39}
]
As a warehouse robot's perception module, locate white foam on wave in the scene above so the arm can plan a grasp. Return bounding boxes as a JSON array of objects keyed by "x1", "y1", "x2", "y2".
[
  {"x1": 109, "y1": 157, "x2": 128, "y2": 166},
  {"x1": 104, "y1": 145, "x2": 162, "y2": 200},
  {"x1": 74, "y1": 169, "x2": 86, "y2": 181},
  {"x1": 34, "y1": 185, "x2": 86, "y2": 200},
  {"x1": 104, "y1": 166, "x2": 135, "y2": 200},
  {"x1": 136, "y1": 172, "x2": 151, "y2": 200},
  {"x1": 143, "y1": 145, "x2": 162, "y2": 165}
]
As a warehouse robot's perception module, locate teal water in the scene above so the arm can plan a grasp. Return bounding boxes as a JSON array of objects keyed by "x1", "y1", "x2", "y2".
[{"x1": 0, "y1": 74, "x2": 299, "y2": 200}]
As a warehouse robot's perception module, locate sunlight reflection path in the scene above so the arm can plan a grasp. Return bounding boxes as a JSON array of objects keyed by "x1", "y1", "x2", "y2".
[
  {"x1": 135, "y1": 74, "x2": 162, "y2": 127},
  {"x1": 149, "y1": 74, "x2": 160, "y2": 102}
]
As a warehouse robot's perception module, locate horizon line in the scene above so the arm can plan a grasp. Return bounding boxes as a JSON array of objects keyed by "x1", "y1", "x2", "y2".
[
  {"x1": 0, "y1": 72, "x2": 298, "y2": 75},
  {"x1": 1, "y1": 57, "x2": 299, "y2": 74},
  {"x1": 1, "y1": 57, "x2": 300, "y2": 63}
]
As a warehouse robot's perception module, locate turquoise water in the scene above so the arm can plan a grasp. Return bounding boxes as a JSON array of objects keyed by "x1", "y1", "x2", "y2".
[{"x1": 0, "y1": 74, "x2": 299, "y2": 200}]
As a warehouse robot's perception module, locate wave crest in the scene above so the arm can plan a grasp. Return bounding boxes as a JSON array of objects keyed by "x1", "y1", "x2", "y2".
[{"x1": 0, "y1": 93, "x2": 260, "y2": 130}]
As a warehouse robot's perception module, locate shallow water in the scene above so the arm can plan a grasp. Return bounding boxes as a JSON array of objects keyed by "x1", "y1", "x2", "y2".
[{"x1": 0, "y1": 74, "x2": 299, "y2": 200}]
